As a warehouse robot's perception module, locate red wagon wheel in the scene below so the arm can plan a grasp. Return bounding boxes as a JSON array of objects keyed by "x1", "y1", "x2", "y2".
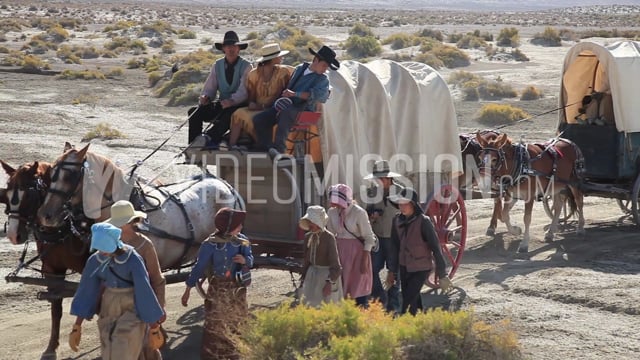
[{"x1": 423, "y1": 184, "x2": 467, "y2": 289}]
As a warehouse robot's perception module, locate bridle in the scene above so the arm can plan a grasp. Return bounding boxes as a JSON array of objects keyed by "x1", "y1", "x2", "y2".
[
  {"x1": 5, "y1": 175, "x2": 48, "y2": 228},
  {"x1": 47, "y1": 159, "x2": 87, "y2": 205}
]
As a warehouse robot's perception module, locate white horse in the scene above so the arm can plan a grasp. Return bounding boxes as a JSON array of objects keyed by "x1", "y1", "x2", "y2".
[{"x1": 37, "y1": 142, "x2": 243, "y2": 269}]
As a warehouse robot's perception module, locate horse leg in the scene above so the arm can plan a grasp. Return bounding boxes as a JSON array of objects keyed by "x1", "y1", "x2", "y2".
[
  {"x1": 570, "y1": 186, "x2": 586, "y2": 237},
  {"x1": 544, "y1": 192, "x2": 563, "y2": 242},
  {"x1": 518, "y1": 199, "x2": 535, "y2": 253},
  {"x1": 486, "y1": 197, "x2": 503, "y2": 236},
  {"x1": 41, "y1": 296, "x2": 62, "y2": 360},
  {"x1": 501, "y1": 195, "x2": 522, "y2": 235}
]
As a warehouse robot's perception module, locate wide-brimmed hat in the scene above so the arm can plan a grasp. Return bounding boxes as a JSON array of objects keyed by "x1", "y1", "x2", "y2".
[
  {"x1": 255, "y1": 43, "x2": 289, "y2": 63},
  {"x1": 328, "y1": 184, "x2": 352, "y2": 209},
  {"x1": 388, "y1": 187, "x2": 423, "y2": 213},
  {"x1": 90, "y1": 222, "x2": 124, "y2": 253},
  {"x1": 214, "y1": 207, "x2": 247, "y2": 235},
  {"x1": 364, "y1": 160, "x2": 402, "y2": 180},
  {"x1": 299, "y1": 205, "x2": 328, "y2": 231},
  {"x1": 309, "y1": 45, "x2": 340, "y2": 70},
  {"x1": 215, "y1": 31, "x2": 248, "y2": 51},
  {"x1": 105, "y1": 200, "x2": 147, "y2": 227}
]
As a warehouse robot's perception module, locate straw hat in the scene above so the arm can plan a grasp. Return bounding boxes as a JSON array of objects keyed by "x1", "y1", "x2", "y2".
[
  {"x1": 299, "y1": 205, "x2": 328, "y2": 231},
  {"x1": 364, "y1": 160, "x2": 402, "y2": 180},
  {"x1": 90, "y1": 223, "x2": 123, "y2": 253},
  {"x1": 255, "y1": 43, "x2": 289, "y2": 63},
  {"x1": 105, "y1": 200, "x2": 147, "y2": 228}
]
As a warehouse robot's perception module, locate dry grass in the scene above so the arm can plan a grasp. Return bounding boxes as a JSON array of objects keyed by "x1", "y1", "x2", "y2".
[{"x1": 82, "y1": 122, "x2": 126, "y2": 142}]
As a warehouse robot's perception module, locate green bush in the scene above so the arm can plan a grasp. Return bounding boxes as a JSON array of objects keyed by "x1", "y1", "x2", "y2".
[
  {"x1": 82, "y1": 122, "x2": 126, "y2": 142},
  {"x1": 240, "y1": 301, "x2": 522, "y2": 360},
  {"x1": 510, "y1": 48, "x2": 529, "y2": 62},
  {"x1": 344, "y1": 35, "x2": 382, "y2": 59},
  {"x1": 147, "y1": 71, "x2": 164, "y2": 87},
  {"x1": 58, "y1": 69, "x2": 106, "y2": 80},
  {"x1": 413, "y1": 52, "x2": 444, "y2": 69},
  {"x1": 166, "y1": 83, "x2": 200, "y2": 106},
  {"x1": 349, "y1": 23, "x2": 375, "y2": 37},
  {"x1": 430, "y1": 44, "x2": 470, "y2": 68},
  {"x1": 21, "y1": 55, "x2": 50, "y2": 71},
  {"x1": 497, "y1": 27, "x2": 520, "y2": 47},
  {"x1": 476, "y1": 104, "x2": 530, "y2": 125},
  {"x1": 245, "y1": 31, "x2": 258, "y2": 40},
  {"x1": 456, "y1": 34, "x2": 488, "y2": 49},
  {"x1": 478, "y1": 81, "x2": 518, "y2": 100},
  {"x1": 447, "y1": 33, "x2": 464, "y2": 43},
  {"x1": 449, "y1": 71, "x2": 483, "y2": 86},
  {"x1": 139, "y1": 20, "x2": 175, "y2": 37},
  {"x1": 531, "y1": 27, "x2": 562, "y2": 47},
  {"x1": 383, "y1": 33, "x2": 414, "y2": 50},
  {"x1": 471, "y1": 29, "x2": 494, "y2": 41},
  {"x1": 177, "y1": 29, "x2": 196, "y2": 39},
  {"x1": 103, "y1": 20, "x2": 137, "y2": 32},
  {"x1": 520, "y1": 85, "x2": 543, "y2": 100},
  {"x1": 415, "y1": 28, "x2": 444, "y2": 42},
  {"x1": 155, "y1": 66, "x2": 206, "y2": 97}
]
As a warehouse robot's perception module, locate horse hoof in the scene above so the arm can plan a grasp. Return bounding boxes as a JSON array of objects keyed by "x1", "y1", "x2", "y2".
[
  {"x1": 509, "y1": 226, "x2": 522, "y2": 236},
  {"x1": 517, "y1": 246, "x2": 528, "y2": 254},
  {"x1": 486, "y1": 228, "x2": 495, "y2": 236},
  {"x1": 40, "y1": 352, "x2": 56, "y2": 360}
]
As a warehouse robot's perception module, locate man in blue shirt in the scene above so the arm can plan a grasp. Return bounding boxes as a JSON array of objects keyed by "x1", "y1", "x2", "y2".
[{"x1": 252, "y1": 45, "x2": 339, "y2": 155}]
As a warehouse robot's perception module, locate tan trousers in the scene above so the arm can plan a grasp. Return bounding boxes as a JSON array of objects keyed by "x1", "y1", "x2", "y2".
[
  {"x1": 201, "y1": 278, "x2": 248, "y2": 360},
  {"x1": 97, "y1": 287, "x2": 146, "y2": 360}
]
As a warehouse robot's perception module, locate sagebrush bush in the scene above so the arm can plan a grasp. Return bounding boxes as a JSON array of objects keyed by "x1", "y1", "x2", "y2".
[
  {"x1": 344, "y1": 35, "x2": 382, "y2": 59},
  {"x1": 82, "y1": 122, "x2": 126, "y2": 142},
  {"x1": 476, "y1": 104, "x2": 530, "y2": 125},
  {"x1": 177, "y1": 29, "x2": 196, "y2": 39},
  {"x1": 415, "y1": 28, "x2": 444, "y2": 42},
  {"x1": 497, "y1": 27, "x2": 520, "y2": 47},
  {"x1": 456, "y1": 34, "x2": 489, "y2": 49},
  {"x1": 382, "y1": 33, "x2": 414, "y2": 50},
  {"x1": 531, "y1": 27, "x2": 562, "y2": 47},
  {"x1": 449, "y1": 70, "x2": 483, "y2": 86},
  {"x1": 478, "y1": 81, "x2": 518, "y2": 100},
  {"x1": 430, "y1": 44, "x2": 470, "y2": 68},
  {"x1": 520, "y1": 85, "x2": 543, "y2": 100},
  {"x1": 240, "y1": 301, "x2": 522, "y2": 360},
  {"x1": 349, "y1": 23, "x2": 375, "y2": 37},
  {"x1": 58, "y1": 69, "x2": 106, "y2": 80},
  {"x1": 22, "y1": 54, "x2": 51, "y2": 71}
]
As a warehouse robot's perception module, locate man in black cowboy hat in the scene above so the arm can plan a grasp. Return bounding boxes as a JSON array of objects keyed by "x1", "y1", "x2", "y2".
[
  {"x1": 253, "y1": 44, "x2": 340, "y2": 156},
  {"x1": 187, "y1": 31, "x2": 252, "y2": 149},
  {"x1": 387, "y1": 187, "x2": 452, "y2": 315},
  {"x1": 364, "y1": 160, "x2": 403, "y2": 314}
]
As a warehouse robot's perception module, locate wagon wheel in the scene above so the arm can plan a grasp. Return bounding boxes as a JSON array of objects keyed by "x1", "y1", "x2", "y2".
[
  {"x1": 630, "y1": 174, "x2": 640, "y2": 226},
  {"x1": 542, "y1": 190, "x2": 576, "y2": 223},
  {"x1": 616, "y1": 198, "x2": 632, "y2": 214},
  {"x1": 422, "y1": 184, "x2": 467, "y2": 289}
]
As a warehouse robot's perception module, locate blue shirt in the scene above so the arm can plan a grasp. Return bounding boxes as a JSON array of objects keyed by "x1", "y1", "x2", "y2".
[
  {"x1": 186, "y1": 234, "x2": 254, "y2": 287},
  {"x1": 70, "y1": 244, "x2": 164, "y2": 324},
  {"x1": 287, "y1": 63, "x2": 330, "y2": 111}
]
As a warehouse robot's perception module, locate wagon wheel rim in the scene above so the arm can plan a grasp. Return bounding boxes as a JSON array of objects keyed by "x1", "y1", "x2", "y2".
[
  {"x1": 616, "y1": 198, "x2": 632, "y2": 215},
  {"x1": 630, "y1": 174, "x2": 640, "y2": 226},
  {"x1": 423, "y1": 184, "x2": 467, "y2": 289},
  {"x1": 542, "y1": 190, "x2": 575, "y2": 223}
]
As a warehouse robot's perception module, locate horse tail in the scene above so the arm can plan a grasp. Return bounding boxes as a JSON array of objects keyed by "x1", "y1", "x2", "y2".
[
  {"x1": 565, "y1": 187, "x2": 578, "y2": 217},
  {"x1": 565, "y1": 138, "x2": 586, "y2": 180}
]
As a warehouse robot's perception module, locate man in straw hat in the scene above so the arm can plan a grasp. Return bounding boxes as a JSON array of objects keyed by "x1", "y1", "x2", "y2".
[
  {"x1": 253, "y1": 44, "x2": 339, "y2": 156},
  {"x1": 299, "y1": 205, "x2": 343, "y2": 307},
  {"x1": 181, "y1": 207, "x2": 253, "y2": 360},
  {"x1": 364, "y1": 160, "x2": 403, "y2": 314},
  {"x1": 68, "y1": 223, "x2": 165, "y2": 359},
  {"x1": 227, "y1": 43, "x2": 293, "y2": 150},
  {"x1": 106, "y1": 200, "x2": 166, "y2": 360},
  {"x1": 387, "y1": 187, "x2": 452, "y2": 316},
  {"x1": 188, "y1": 30, "x2": 252, "y2": 149}
]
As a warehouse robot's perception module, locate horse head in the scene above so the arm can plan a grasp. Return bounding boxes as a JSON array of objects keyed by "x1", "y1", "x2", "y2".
[
  {"x1": 2, "y1": 160, "x2": 51, "y2": 244},
  {"x1": 476, "y1": 132, "x2": 512, "y2": 189},
  {"x1": 37, "y1": 142, "x2": 90, "y2": 228}
]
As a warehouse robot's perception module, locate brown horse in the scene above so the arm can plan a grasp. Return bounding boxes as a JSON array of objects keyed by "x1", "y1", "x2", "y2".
[
  {"x1": 476, "y1": 133, "x2": 585, "y2": 253},
  {"x1": 459, "y1": 130, "x2": 522, "y2": 237},
  {"x1": 1, "y1": 160, "x2": 91, "y2": 360}
]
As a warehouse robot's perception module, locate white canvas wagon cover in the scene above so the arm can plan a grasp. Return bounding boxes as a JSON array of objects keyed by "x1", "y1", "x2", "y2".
[
  {"x1": 559, "y1": 40, "x2": 640, "y2": 133},
  {"x1": 320, "y1": 59, "x2": 462, "y2": 195}
]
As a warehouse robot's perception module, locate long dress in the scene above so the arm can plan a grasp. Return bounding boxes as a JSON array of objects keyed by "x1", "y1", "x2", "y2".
[
  {"x1": 230, "y1": 64, "x2": 293, "y2": 141},
  {"x1": 300, "y1": 230, "x2": 343, "y2": 307}
]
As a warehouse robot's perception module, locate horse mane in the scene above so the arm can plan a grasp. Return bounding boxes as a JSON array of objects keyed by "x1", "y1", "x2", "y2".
[{"x1": 82, "y1": 151, "x2": 133, "y2": 221}]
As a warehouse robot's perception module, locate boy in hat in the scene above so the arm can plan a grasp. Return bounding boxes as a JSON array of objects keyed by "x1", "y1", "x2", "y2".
[
  {"x1": 299, "y1": 205, "x2": 343, "y2": 307},
  {"x1": 387, "y1": 188, "x2": 452, "y2": 316},
  {"x1": 188, "y1": 30, "x2": 253, "y2": 148},
  {"x1": 228, "y1": 43, "x2": 293, "y2": 150},
  {"x1": 181, "y1": 207, "x2": 253, "y2": 360},
  {"x1": 68, "y1": 223, "x2": 165, "y2": 359},
  {"x1": 364, "y1": 160, "x2": 403, "y2": 314},
  {"x1": 253, "y1": 44, "x2": 339, "y2": 156},
  {"x1": 106, "y1": 200, "x2": 166, "y2": 360}
]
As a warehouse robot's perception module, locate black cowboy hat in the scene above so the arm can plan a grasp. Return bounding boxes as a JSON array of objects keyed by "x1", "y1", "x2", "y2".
[
  {"x1": 308, "y1": 45, "x2": 340, "y2": 70},
  {"x1": 215, "y1": 31, "x2": 248, "y2": 51},
  {"x1": 388, "y1": 187, "x2": 423, "y2": 214}
]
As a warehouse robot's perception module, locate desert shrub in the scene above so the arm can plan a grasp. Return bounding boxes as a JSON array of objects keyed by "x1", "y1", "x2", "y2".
[
  {"x1": 520, "y1": 85, "x2": 543, "y2": 100},
  {"x1": 103, "y1": 20, "x2": 137, "y2": 32},
  {"x1": 382, "y1": 33, "x2": 414, "y2": 50},
  {"x1": 558, "y1": 29, "x2": 579, "y2": 41},
  {"x1": 106, "y1": 67, "x2": 124, "y2": 78},
  {"x1": 447, "y1": 33, "x2": 464, "y2": 43},
  {"x1": 349, "y1": 23, "x2": 375, "y2": 37},
  {"x1": 101, "y1": 50, "x2": 117, "y2": 58},
  {"x1": 531, "y1": 27, "x2": 561, "y2": 47},
  {"x1": 104, "y1": 36, "x2": 147, "y2": 53},
  {"x1": 245, "y1": 31, "x2": 258, "y2": 40},
  {"x1": 344, "y1": 35, "x2": 382, "y2": 59},
  {"x1": 430, "y1": 44, "x2": 470, "y2": 68},
  {"x1": 510, "y1": 48, "x2": 529, "y2": 62},
  {"x1": 58, "y1": 69, "x2": 106, "y2": 80},
  {"x1": 147, "y1": 71, "x2": 164, "y2": 87},
  {"x1": 200, "y1": 36, "x2": 212, "y2": 45},
  {"x1": 155, "y1": 66, "x2": 206, "y2": 97},
  {"x1": 161, "y1": 40, "x2": 175, "y2": 54},
  {"x1": 262, "y1": 23, "x2": 322, "y2": 65},
  {"x1": 0, "y1": 46, "x2": 8, "y2": 53},
  {"x1": 177, "y1": 29, "x2": 196, "y2": 39},
  {"x1": 577, "y1": 28, "x2": 640, "y2": 39},
  {"x1": 497, "y1": 27, "x2": 520, "y2": 47},
  {"x1": 21, "y1": 55, "x2": 50, "y2": 71},
  {"x1": 172, "y1": 48, "x2": 218, "y2": 71},
  {"x1": 472, "y1": 29, "x2": 494, "y2": 42},
  {"x1": 413, "y1": 52, "x2": 444, "y2": 69},
  {"x1": 463, "y1": 84, "x2": 480, "y2": 101},
  {"x1": 476, "y1": 104, "x2": 530, "y2": 125},
  {"x1": 478, "y1": 81, "x2": 518, "y2": 100},
  {"x1": 166, "y1": 84, "x2": 200, "y2": 106},
  {"x1": 57, "y1": 45, "x2": 82, "y2": 64},
  {"x1": 0, "y1": 18, "x2": 28, "y2": 32},
  {"x1": 139, "y1": 20, "x2": 175, "y2": 37},
  {"x1": 449, "y1": 70, "x2": 483, "y2": 86},
  {"x1": 240, "y1": 301, "x2": 522, "y2": 360},
  {"x1": 456, "y1": 34, "x2": 488, "y2": 49},
  {"x1": 55, "y1": 17, "x2": 82, "y2": 30},
  {"x1": 82, "y1": 123, "x2": 126, "y2": 142},
  {"x1": 415, "y1": 28, "x2": 443, "y2": 42},
  {"x1": 71, "y1": 94, "x2": 98, "y2": 105}
]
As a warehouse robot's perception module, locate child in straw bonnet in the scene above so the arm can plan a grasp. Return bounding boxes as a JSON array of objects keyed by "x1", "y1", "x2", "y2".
[{"x1": 299, "y1": 205, "x2": 343, "y2": 307}]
